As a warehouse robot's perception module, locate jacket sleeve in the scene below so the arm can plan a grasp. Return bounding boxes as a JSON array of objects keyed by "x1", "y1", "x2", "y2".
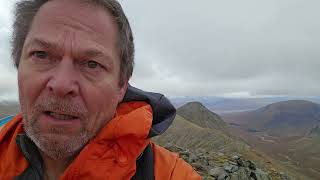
[
  {"x1": 171, "y1": 157, "x2": 202, "y2": 180},
  {"x1": 152, "y1": 142, "x2": 202, "y2": 180}
]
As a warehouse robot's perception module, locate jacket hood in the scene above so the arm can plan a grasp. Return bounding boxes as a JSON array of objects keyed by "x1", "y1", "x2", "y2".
[{"x1": 122, "y1": 85, "x2": 176, "y2": 138}]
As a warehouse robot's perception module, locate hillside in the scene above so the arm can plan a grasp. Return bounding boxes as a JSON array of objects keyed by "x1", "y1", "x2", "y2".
[
  {"x1": 154, "y1": 104, "x2": 313, "y2": 179},
  {"x1": 222, "y1": 100, "x2": 320, "y2": 179},
  {"x1": 177, "y1": 102, "x2": 227, "y2": 130},
  {"x1": 223, "y1": 100, "x2": 320, "y2": 137},
  {"x1": 0, "y1": 101, "x2": 19, "y2": 119}
]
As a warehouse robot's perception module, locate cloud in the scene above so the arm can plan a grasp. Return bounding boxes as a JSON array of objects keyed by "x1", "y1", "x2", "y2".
[
  {"x1": 0, "y1": 1, "x2": 17, "y2": 101},
  {"x1": 121, "y1": 0, "x2": 320, "y2": 96},
  {"x1": 0, "y1": 0, "x2": 319, "y2": 99}
]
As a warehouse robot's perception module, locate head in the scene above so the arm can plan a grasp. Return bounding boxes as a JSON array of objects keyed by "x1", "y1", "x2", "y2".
[{"x1": 12, "y1": 0, "x2": 134, "y2": 160}]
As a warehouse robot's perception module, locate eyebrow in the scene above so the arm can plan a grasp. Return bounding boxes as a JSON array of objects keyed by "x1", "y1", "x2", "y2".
[
  {"x1": 24, "y1": 38, "x2": 115, "y2": 65},
  {"x1": 83, "y1": 49, "x2": 105, "y2": 58},
  {"x1": 24, "y1": 38, "x2": 60, "y2": 51}
]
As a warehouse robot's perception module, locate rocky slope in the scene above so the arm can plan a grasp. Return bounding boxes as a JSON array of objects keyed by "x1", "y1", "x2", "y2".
[
  {"x1": 154, "y1": 102, "x2": 314, "y2": 180},
  {"x1": 164, "y1": 144, "x2": 291, "y2": 180}
]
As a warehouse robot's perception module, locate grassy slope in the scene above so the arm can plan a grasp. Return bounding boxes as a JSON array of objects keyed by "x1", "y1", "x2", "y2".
[
  {"x1": 154, "y1": 115, "x2": 313, "y2": 180},
  {"x1": 288, "y1": 136, "x2": 320, "y2": 178}
]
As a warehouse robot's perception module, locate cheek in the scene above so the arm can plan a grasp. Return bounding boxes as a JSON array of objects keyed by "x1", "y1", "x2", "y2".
[
  {"x1": 83, "y1": 82, "x2": 121, "y2": 132},
  {"x1": 18, "y1": 66, "x2": 48, "y2": 116}
]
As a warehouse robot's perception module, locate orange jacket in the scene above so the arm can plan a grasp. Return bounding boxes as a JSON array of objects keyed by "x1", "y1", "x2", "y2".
[{"x1": 0, "y1": 101, "x2": 201, "y2": 179}]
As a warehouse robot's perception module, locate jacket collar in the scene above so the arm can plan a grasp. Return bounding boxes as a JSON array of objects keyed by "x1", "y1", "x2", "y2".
[{"x1": 123, "y1": 85, "x2": 176, "y2": 137}]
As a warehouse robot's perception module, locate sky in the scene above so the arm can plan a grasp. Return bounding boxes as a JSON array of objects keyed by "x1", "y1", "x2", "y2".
[{"x1": 0, "y1": 0, "x2": 320, "y2": 100}]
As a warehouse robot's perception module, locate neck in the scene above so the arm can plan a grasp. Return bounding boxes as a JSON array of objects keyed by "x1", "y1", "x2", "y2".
[{"x1": 40, "y1": 152, "x2": 73, "y2": 180}]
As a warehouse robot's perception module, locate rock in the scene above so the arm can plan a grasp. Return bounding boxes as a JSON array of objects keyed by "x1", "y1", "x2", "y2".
[
  {"x1": 217, "y1": 171, "x2": 229, "y2": 180},
  {"x1": 192, "y1": 162, "x2": 207, "y2": 173},
  {"x1": 236, "y1": 159, "x2": 245, "y2": 167},
  {"x1": 232, "y1": 155, "x2": 240, "y2": 161},
  {"x1": 231, "y1": 165, "x2": 239, "y2": 173},
  {"x1": 224, "y1": 165, "x2": 233, "y2": 173},
  {"x1": 180, "y1": 150, "x2": 190, "y2": 156},
  {"x1": 188, "y1": 153, "x2": 199, "y2": 163},
  {"x1": 229, "y1": 161, "x2": 237, "y2": 165},
  {"x1": 199, "y1": 155, "x2": 210, "y2": 166},
  {"x1": 247, "y1": 160, "x2": 256, "y2": 170},
  {"x1": 236, "y1": 167, "x2": 252, "y2": 180},
  {"x1": 250, "y1": 172, "x2": 258, "y2": 180},
  {"x1": 224, "y1": 165, "x2": 238, "y2": 173},
  {"x1": 280, "y1": 172, "x2": 291, "y2": 180},
  {"x1": 162, "y1": 144, "x2": 281, "y2": 180},
  {"x1": 254, "y1": 169, "x2": 271, "y2": 180},
  {"x1": 209, "y1": 167, "x2": 225, "y2": 178}
]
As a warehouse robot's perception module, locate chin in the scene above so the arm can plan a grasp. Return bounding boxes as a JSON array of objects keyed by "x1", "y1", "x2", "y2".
[{"x1": 25, "y1": 124, "x2": 92, "y2": 160}]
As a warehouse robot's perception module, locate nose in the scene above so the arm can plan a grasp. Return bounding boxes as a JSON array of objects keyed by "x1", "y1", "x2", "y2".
[{"x1": 46, "y1": 57, "x2": 80, "y2": 98}]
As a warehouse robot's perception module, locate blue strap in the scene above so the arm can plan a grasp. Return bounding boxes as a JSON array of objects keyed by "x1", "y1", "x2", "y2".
[{"x1": 0, "y1": 115, "x2": 15, "y2": 127}]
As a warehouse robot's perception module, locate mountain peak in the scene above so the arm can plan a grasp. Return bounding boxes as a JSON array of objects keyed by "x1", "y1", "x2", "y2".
[
  {"x1": 258, "y1": 100, "x2": 320, "y2": 113},
  {"x1": 225, "y1": 100, "x2": 320, "y2": 137},
  {"x1": 181, "y1": 101, "x2": 209, "y2": 110},
  {"x1": 177, "y1": 101, "x2": 226, "y2": 129}
]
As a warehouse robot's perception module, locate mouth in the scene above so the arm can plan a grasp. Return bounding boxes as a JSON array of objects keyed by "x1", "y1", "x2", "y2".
[{"x1": 44, "y1": 111, "x2": 79, "y2": 121}]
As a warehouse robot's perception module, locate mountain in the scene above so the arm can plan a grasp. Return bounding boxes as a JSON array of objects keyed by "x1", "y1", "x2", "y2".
[
  {"x1": 177, "y1": 101, "x2": 226, "y2": 130},
  {"x1": 154, "y1": 102, "x2": 312, "y2": 179},
  {"x1": 170, "y1": 96, "x2": 320, "y2": 114},
  {"x1": 223, "y1": 100, "x2": 320, "y2": 137},
  {"x1": 222, "y1": 100, "x2": 320, "y2": 179},
  {"x1": 0, "y1": 101, "x2": 20, "y2": 119},
  {"x1": 169, "y1": 96, "x2": 224, "y2": 108}
]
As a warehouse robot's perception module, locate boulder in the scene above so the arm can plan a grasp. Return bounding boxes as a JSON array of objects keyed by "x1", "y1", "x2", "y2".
[{"x1": 209, "y1": 167, "x2": 225, "y2": 178}]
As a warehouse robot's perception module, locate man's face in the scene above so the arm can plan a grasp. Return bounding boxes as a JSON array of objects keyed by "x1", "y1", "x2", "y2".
[{"x1": 18, "y1": 0, "x2": 127, "y2": 159}]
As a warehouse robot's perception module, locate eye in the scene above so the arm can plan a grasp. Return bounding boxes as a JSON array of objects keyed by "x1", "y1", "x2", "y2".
[
  {"x1": 87, "y1": 60, "x2": 101, "y2": 69},
  {"x1": 31, "y1": 51, "x2": 48, "y2": 59}
]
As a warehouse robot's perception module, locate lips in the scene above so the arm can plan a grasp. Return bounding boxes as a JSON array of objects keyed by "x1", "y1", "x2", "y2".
[{"x1": 44, "y1": 111, "x2": 78, "y2": 120}]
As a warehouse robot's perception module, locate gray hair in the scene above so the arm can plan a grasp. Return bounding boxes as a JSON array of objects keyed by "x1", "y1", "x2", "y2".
[{"x1": 12, "y1": 0, "x2": 134, "y2": 87}]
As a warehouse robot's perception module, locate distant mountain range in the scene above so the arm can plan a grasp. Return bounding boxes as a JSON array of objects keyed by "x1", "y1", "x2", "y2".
[
  {"x1": 222, "y1": 100, "x2": 320, "y2": 137},
  {"x1": 170, "y1": 96, "x2": 320, "y2": 114},
  {"x1": 0, "y1": 101, "x2": 19, "y2": 119}
]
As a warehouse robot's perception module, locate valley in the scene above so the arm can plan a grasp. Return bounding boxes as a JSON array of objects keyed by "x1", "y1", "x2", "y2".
[{"x1": 222, "y1": 100, "x2": 320, "y2": 179}]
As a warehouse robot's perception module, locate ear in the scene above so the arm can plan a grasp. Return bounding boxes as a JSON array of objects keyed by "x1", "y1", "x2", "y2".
[{"x1": 117, "y1": 81, "x2": 128, "y2": 103}]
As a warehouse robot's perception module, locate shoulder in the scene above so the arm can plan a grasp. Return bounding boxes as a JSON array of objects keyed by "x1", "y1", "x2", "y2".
[
  {"x1": 0, "y1": 115, "x2": 15, "y2": 132},
  {"x1": 151, "y1": 142, "x2": 201, "y2": 180},
  {"x1": 0, "y1": 114, "x2": 23, "y2": 141}
]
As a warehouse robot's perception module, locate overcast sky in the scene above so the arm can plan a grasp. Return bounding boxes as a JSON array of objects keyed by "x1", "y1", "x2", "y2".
[{"x1": 0, "y1": 0, "x2": 320, "y2": 100}]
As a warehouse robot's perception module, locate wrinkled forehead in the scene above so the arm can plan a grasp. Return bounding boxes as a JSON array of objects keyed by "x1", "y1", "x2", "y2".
[
  {"x1": 24, "y1": 0, "x2": 119, "y2": 58},
  {"x1": 33, "y1": 0, "x2": 118, "y2": 38}
]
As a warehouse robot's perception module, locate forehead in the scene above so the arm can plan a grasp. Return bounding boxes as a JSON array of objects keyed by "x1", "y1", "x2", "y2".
[{"x1": 25, "y1": 0, "x2": 119, "y2": 53}]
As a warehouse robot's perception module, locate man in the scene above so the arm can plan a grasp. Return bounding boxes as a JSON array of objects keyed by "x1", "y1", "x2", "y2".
[{"x1": 0, "y1": 0, "x2": 201, "y2": 179}]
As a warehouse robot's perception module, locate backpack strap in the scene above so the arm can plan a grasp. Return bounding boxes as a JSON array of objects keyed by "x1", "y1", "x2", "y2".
[{"x1": 131, "y1": 143, "x2": 154, "y2": 180}]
